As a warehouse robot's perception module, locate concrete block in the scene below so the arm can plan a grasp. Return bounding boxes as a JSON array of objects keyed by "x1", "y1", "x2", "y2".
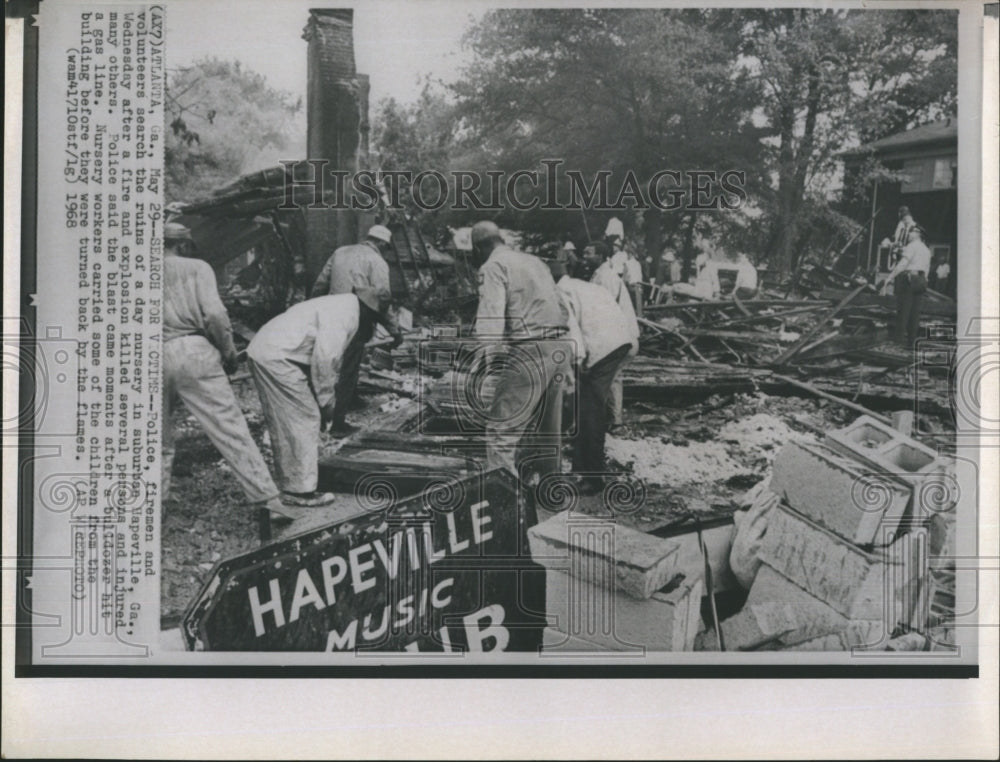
[
  {"x1": 769, "y1": 440, "x2": 911, "y2": 546},
  {"x1": 695, "y1": 566, "x2": 891, "y2": 651},
  {"x1": 528, "y1": 512, "x2": 682, "y2": 599},
  {"x1": 826, "y1": 415, "x2": 949, "y2": 489},
  {"x1": 757, "y1": 503, "x2": 925, "y2": 624},
  {"x1": 697, "y1": 565, "x2": 846, "y2": 650},
  {"x1": 545, "y1": 569, "x2": 703, "y2": 651}
]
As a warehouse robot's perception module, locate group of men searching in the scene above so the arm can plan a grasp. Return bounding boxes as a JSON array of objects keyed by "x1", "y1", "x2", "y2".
[
  {"x1": 161, "y1": 215, "x2": 647, "y2": 536},
  {"x1": 162, "y1": 221, "x2": 402, "y2": 532}
]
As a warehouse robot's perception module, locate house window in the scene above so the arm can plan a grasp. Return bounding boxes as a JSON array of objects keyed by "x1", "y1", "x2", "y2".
[
  {"x1": 932, "y1": 158, "x2": 956, "y2": 189},
  {"x1": 901, "y1": 155, "x2": 957, "y2": 192}
]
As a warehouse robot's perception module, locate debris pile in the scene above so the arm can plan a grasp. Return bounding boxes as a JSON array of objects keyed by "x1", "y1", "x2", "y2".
[
  {"x1": 696, "y1": 414, "x2": 957, "y2": 652},
  {"x1": 635, "y1": 277, "x2": 955, "y2": 419}
]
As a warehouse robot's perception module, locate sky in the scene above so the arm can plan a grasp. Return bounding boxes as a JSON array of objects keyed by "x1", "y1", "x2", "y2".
[{"x1": 165, "y1": 0, "x2": 482, "y2": 106}]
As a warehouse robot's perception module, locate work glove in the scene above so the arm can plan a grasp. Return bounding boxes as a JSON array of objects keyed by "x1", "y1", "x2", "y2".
[{"x1": 390, "y1": 330, "x2": 405, "y2": 349}]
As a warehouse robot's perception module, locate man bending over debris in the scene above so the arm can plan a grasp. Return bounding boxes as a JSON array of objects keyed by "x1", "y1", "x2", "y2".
[
  {"x1": 161, "y1": 222, "x2": 292, "y2": 525},
  {"x1": 585, "y1": 241, "x2": 640, "y2": 430},
  {"x1": 472, "y1": 220, "x2": 570, "y2": 481},
  {"x1": 310, "y1": 224, "x2": 404, "y2": 435},
  {"x1": 543, "y1": 248, "x2": 634, "y2": 494},
  {"x1": 247, "y1": 288, "x2": 387, "y2": 506}
]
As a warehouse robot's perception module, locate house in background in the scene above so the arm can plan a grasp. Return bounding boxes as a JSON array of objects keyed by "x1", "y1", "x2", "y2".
[{"x1": 841, "y1": 118, "x2": 957, "y2": 296}]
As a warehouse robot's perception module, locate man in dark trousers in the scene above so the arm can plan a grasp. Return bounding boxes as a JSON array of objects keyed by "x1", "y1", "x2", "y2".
[
  {"x1": 881, "y1": 226, "x2": 932, "y2": 349},
  {"x1": 542, "y1": 249, "x2": 634, "y2": 494}
]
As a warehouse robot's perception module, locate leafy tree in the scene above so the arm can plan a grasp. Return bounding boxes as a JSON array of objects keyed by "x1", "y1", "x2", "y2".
[
  {"x1": 165, "y1": 58, "x2": 304, "y2": 201},
  {"x1": 371, "y1": 83, "x2": 463, "y2": 232},
  {"x1": 727, "y1": 8, "x2": 957, "y2": 274},
  {"x1": 454, "y1": 8, "x2": 767, "y2": 262}
]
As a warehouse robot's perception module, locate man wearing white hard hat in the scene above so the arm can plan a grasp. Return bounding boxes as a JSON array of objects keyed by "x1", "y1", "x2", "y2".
[
  {"x1": 161, "y1": 221, "x2": 292, "y2": 528},
  {"x1": 310, "y1": 224, "x2": 403, "y2": 435},
  {"x1": 247, "y1": 288, "x2": 388, "y2": 506}
]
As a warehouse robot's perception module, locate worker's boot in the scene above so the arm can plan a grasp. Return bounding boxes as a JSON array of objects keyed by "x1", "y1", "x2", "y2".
[{"x1": 281, "y1": 490, "x2": 337, "y2": 507}]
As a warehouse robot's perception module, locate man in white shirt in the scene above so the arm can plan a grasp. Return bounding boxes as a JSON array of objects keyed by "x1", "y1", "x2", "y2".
[
  {"x1": 543, "y1": 250, "x2": 634, "y2": 493},
  {"x1": 472, "y1": 221, "x2": 570, "y2": 481},
  {"x1": 584, "y1": 241, "x2": 640, "y2": 429},
  {"x1": 247, "y1": 288, "x2": 386, "y2": 506},
  {"x1": 881, "y1": 226, "x2": 932, "y2": 348}
]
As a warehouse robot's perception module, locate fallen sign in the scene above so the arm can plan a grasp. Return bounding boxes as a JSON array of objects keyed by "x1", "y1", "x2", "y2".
[{"x1": 181, "y1": 469, "x2": 546, "y2": 652}]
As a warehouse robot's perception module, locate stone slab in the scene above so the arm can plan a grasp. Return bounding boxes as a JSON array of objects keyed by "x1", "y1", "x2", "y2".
[
  {"x1": 545, "y1": 569, "x2": 703, "y2": 651},
  {"x1": 528, "y1": 512, "x2": 681, "y2": 600}
]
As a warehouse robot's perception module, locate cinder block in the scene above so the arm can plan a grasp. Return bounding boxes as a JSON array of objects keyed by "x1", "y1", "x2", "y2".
[
  {"x1": 695, "y1": 566, "x2": 891, "y2": 651},
  {"x1": 756, "y1": 503, "x2": 925, "y2": 624},
  {"x1": 545, "y1": 569, "x2": 703, "y2": 651},
  {"x1": 528, "y1": 512, "x2": 682, "y2": 600},
  {"x1": 696, "y1": 565, "x2": 847, "y2": 651},
  {"x1": 769, "y1": 440, "x2": 911, "y2": 546},
  {"x1": 826, "y1": 415, "x2": 949, "y2": 488}
]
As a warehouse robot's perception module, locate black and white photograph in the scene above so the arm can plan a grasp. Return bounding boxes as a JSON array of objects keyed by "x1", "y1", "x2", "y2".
[{"x1": 3, "y1": 0, "x2": 997, "y2": 757}]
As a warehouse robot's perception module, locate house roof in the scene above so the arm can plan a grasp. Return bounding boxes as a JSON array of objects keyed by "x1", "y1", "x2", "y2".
[{"x1": 843, "y1": 118, "x2": 957, "y2": 158}]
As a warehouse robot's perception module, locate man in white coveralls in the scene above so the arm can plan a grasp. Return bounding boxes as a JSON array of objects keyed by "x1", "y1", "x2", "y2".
[{"x1": 247, "y1": 288, "x2": 387, "y2": 506}]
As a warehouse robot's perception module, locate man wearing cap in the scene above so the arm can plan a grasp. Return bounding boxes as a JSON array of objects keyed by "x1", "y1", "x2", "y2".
[
  {"x1": 471, "y1": 220, "x2": 570, "y2": 480},
  {"x1": 881, "y1": 226, "x2": 931, "y2": 349},
  {"x1": 161, "y1": 222, "x2": 292, "y2": 525},
  {"x1": 310, "y1": 225, "x2": 403, "y2": 435},
  {"x1": 543, "y1": 249, "x2": 634, "y2": 493},
  {"x1": 584, "y1": 241, "x2": 640, "y2": 429},
  {"x1": 246, "y1": 288, "x2": 385, "y2": 506}
]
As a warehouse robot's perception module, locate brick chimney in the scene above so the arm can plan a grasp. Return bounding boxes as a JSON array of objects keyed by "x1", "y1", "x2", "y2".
[{"x1": 302, "y1": 9, "x2": 372, "y2": 280}]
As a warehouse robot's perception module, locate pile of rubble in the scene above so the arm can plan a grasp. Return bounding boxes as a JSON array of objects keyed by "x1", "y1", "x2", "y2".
[
  {"x1": 526, "y1": 413, "x2": 957, "y2": 653},
  {"x1": 701, "y1": 414, "x2": 957, "y2": 652}
]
